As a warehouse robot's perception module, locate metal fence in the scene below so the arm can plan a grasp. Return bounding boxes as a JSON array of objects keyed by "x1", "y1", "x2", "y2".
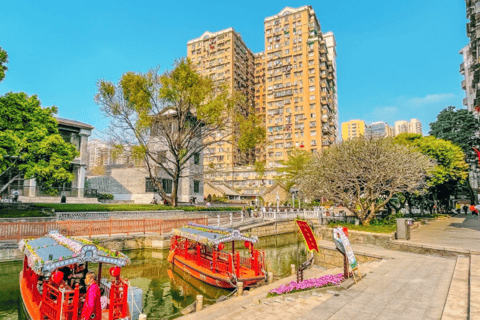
[{"x1": 0, "y1": 217, "x2": 208, "y2": 241}]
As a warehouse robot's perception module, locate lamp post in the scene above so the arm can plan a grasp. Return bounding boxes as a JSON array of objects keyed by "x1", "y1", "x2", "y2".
[{"x1": 276, "y1": 191, "x2": 280, "y2": 212}]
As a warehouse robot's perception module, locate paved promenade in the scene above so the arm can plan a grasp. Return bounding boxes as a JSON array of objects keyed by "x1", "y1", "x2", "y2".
[
  {"x1": 180, "y1": 242, "x2": 456, "y2": 320},
  {"x1": 408, "y1": 215, "x2": 480, "y2": 251}
]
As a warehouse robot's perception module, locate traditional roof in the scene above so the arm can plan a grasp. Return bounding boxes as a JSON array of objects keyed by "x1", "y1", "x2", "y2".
[
  {"x1": 56, "y1": 117, "x2": 94, "y2": 130},
  {"x1": 173, "y1": 223, "x2": 258, "y2": 247},
  {"x1": 205, "y1": 181, "x2": 240, "y2": 196},
  {"x1": 19, "y1": 230, "x2": 130, "y2": 276}
]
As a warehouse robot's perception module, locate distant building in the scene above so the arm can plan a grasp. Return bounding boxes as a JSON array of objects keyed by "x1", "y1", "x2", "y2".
[
  {"x1": 394, "y1": 119, "x2": 422, "y2": 136},
  {"x1": 86, "y1": 110, "x2": 204, "y2": 204},
  {"x1": 87, "y1": 140, "x2": 133, "y2": 168},
  {"x1": 365, "y1": 121, "x2": 394, "y2": 139},
  {"x1": 341, "y1": 120, "x2": 365, "y2": 140}
]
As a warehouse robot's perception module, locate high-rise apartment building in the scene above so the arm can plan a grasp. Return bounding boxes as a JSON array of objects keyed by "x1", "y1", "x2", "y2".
[
  {"x1": 341, "y1": 120, "x2": 365, "y2": 140},
  {"x1": 394, "y1": 119, "x2": 422, "y2": 136},
  {"x1": 263, "y1": 6, "x2": 338, "y2": 167},
  {"x1": 461, "y1": 1, "x2": 480, "y2": 113},
  {"x1": 188, "y1": 6, "x2": 338, "y2": 189},
  {"x1": 409, "y1": 118, "x2": 422, "y2": 135},
  {"x1": 187, "y1": 28, "x2": 255, "y2": 172},
  {"x1": 365, "y1": 121, "x2": 394, "y2": 139}
]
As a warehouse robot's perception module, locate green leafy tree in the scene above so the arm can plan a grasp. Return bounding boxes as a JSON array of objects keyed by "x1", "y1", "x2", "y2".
[
  {"x1": 299, "y1": 137, "x2": 433, "y2": 225},
  {"x1": 0, "y1": 92, "x2": 78, "y2": 194},
  {"x1": 95, "y1": 59, "x2": 260, "y2": 206},
  {"x1": 429, "y1": 106, "x2": 480, "y2": 204},
  {"x1": 0, "y1": 47, "x2": 7, "y2": 83},
  {"x1": 276, "y1": 148, "x2": 312, "y2": 190},
  {"x1": 394, "y1": 133, "x2": 469, "y2": 212}
]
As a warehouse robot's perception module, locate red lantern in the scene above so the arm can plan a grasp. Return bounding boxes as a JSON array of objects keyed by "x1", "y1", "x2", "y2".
[
  {"x1": 109, "y1": 266, "x2": 121, "y2": 278},
  {"x1": 52, "y1": 271, "x2": 64, "y2": 284},
  {"x1": 217, "y1": 243, "x2": 225, "y2": 251},
  {"x1": 244, "y1": 241, "x2": 250, "y2": 248}
]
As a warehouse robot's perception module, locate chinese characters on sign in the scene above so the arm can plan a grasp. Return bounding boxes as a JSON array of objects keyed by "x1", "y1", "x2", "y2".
[{"x1": 296, "y1": 220, "x2": 319, "y2": 253}]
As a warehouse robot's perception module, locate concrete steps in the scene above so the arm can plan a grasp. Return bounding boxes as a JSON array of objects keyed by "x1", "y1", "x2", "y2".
[
  {"x1": 442, "y1": 256, "x2": 469, "y2": 320},
  {"x1": 470, "y1": 255, "x2": 480, "y2": 320}
]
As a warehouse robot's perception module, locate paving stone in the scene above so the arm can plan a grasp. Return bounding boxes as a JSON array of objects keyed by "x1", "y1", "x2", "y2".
[{"x1": 441, "y1": 256, "x2": 469, "y2": 320}]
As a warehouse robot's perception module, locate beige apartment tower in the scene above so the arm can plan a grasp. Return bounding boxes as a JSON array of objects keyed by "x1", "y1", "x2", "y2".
[
  {"x1": 187, "y1": 6, "x2": 338, "y2": 188},
  {"x1": 187, "y1": 28, "x2": 255, "y2": 172},
  {"x1": 263, "y1": 6, "x2": 338, "y2": 166}
]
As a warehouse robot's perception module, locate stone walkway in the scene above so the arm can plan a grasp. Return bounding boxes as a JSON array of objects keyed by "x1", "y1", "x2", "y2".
[
  {"x1": 180, "y1": 242, "x2": 456, "y2": 320},
  {"x1": 408, "y1": 215, "x2": 480, "y2": 252}
]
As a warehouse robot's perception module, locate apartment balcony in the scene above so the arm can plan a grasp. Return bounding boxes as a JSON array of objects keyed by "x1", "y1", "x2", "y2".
[
  {"x1": 460, "y1": 62, "x2": 465, "y2": 74},
  {"x1": 462, "y1": 80, "x2": 467, "y2": 90},
  {"x1": 464, "y1": 98, "x2": 468, "y2": 106}
]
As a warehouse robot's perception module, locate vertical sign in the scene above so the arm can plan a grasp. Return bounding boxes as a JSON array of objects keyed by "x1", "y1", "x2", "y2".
[
  {"x1": 333, "y1": 227, "x2": 357, "y2": 269},
  {"x1": 296, "y1": 220, "x2": 319, "y2": 253}
]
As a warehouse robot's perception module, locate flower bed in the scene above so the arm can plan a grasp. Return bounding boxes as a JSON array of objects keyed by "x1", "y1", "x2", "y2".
[{"x1": 267, "y1": 273, "x2": 345, "y2": 298}]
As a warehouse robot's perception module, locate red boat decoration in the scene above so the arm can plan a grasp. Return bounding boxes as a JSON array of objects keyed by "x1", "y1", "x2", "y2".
[
  {"x1": 169, "y1": 223, "x2": 266, "y2": 289},
  {"x1": 18, "y1": 230, "x2": 133, "y2": 320}
]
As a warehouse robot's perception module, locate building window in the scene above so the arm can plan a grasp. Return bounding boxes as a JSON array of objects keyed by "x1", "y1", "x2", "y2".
[
  {"x1": 194, "y1": 180, "x2": 200, "y2": 193},
  {"x1": 194, "y1": 153, "x2": 200, "y2": 165},
  {"x1": 145, "y1": 178, "x2": 157, "y2": 192},
  {"x1": 162, "y1": 179, "x2": 173, "y2": 193}
]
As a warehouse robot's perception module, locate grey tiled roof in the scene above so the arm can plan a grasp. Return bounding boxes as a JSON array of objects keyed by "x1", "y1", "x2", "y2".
[{"x1": 55, "y1": 117, "x2": 94, "y2": 130}]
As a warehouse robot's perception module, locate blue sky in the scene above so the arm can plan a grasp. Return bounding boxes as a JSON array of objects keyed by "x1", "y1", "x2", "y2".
[{"x1": 0, "y1": 0, "x2": 467, "y2": 136}]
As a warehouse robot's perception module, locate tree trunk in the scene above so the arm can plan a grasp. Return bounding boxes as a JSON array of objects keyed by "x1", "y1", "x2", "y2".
[
  {"x1": 171, "y1": 169, "x2": 180, "y2": 208},
  {"x1": 0, "y1": 174, "x2": 21, "y2": 194},
  {"x1": 466, "y1": 176, "x2": 478, "y2": 205}
]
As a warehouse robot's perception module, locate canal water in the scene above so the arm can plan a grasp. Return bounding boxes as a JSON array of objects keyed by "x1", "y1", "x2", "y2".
[{"x1": 0, "y1": 233, "x2": 307, "y2": 320}]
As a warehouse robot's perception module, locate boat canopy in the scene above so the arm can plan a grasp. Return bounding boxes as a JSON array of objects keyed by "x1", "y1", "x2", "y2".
[
  {"x1": 173, "y1": 223, "x2": 259, "y2": 247},
  {"x1": 19, "y1": 230, "x2": 130, "y2": 276}
]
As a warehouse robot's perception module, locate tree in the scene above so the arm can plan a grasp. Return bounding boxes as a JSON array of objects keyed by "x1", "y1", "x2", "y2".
[
  {"x1": 429, "y1": 106, "x2": 480, "y2": 204},
  {"x1": 0, "y1": 47, "x2": 7, "y2": 83},
  {"x1": 298, "y1": 137, "x2": 433, "y2": 225},
  {"x1": 95, "y1": 59, "x2": 262, "y2": 206},
  {"x1": 0, "y1": 92, "x2": 78, "y2": 194},
  {"x1": 394, "y1": 133, "x2": 468, "y2": 212},
  {"x1": 276, "y1": 148, "x2": 312, "y2": 190}
]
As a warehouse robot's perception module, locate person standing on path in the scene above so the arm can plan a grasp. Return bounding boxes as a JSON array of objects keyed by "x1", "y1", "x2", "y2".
[{"x1": 80, "y1": 272, "x2": 102, "y2": 320}]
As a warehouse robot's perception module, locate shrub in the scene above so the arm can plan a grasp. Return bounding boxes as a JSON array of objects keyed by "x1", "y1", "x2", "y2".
[{"x1": 97, "y1": 193, "x2": 114, "y2": 200}]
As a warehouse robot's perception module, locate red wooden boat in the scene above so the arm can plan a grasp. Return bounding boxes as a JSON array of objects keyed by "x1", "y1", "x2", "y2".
[
  {"x1": 169, "y1": 223, "x2": 266, "y2": 289},
  {"x1": 19, "y1": 230, "x2": 133, "y2": 320}
]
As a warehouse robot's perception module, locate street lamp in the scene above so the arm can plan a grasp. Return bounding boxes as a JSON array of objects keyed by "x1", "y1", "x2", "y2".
[{"x1": 276, "y1": 190, "x2": 280, "y2": 212}]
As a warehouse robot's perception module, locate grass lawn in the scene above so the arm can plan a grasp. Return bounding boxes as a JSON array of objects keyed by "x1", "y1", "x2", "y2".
[
  {"x1": 327, "y1": 221, "x2": 396, "y2": 234},
  {"x1": 0, "y1": 209, "x2": 51, "y2": 218},
  {"x1": 0, "y1": 203, "x2": 242, "y2": 218},
  {"x1": 32, "y1": 204, "x2": 242, "y2": 212}
]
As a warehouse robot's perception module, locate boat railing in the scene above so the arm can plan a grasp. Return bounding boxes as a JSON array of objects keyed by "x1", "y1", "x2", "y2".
[
  {"x1": 109, "y1": 278, "x2": 129, "y2": 320},
  {"x1": 40, "y1": 282, "x2": 80, "y2": 320}
]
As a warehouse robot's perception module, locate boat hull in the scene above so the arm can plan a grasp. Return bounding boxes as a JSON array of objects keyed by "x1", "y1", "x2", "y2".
[
  {"x1": 19, "y1": 272, "x2": 37, "y2": 320},
  {"x1": 171, "y1": 254, "x2": 265, "y2": 289}
]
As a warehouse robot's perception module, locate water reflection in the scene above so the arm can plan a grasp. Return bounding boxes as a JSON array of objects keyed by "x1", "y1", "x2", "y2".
[{"x1": 0, "y1": 233, "x2": 307, "y2": 320}]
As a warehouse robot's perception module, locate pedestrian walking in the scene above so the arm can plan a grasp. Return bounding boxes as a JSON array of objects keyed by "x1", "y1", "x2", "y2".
[
  {"x1": 12, "y1": 189, "x2": 19, "y2": 203},
  {"x1": 470, "y1": 204, "x2": 479, "y2": 217}
]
